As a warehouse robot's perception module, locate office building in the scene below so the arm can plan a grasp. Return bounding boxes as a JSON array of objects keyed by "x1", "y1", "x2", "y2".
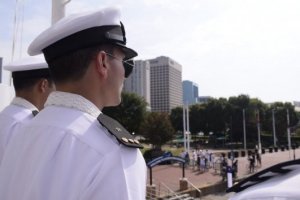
[
  {"x1": 123, "y1": 60, "x2": 151, "y2": 107},
  {"x1": 148, "y1": 56, "x2": 182, "y2": 113},
  {"x1": 183, "y1": 80, "x2": 199, "y2": 105}
]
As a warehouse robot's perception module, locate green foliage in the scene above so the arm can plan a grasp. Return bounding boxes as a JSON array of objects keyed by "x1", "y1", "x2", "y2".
[
  {"x1": 102, "y1": 92, "x2": 147, "y2": 134},
  {"x1": 170, "y1": 107, "x2": 183, "y2": 131},
  {"x1": 140, "y1": 112, "x2": 175, "y2": 148},
  {"x1": 189, "y1": 104, "x2": 206, "y2": 133},
  {"x1": 170, "y1": 94, "x2": 299, "y2": 148}
]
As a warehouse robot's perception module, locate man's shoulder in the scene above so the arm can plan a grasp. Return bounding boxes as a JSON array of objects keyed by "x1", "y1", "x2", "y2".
[
  {"x1": 0, "y1": 104, "x2": 33, "y2": 124},
  {"x1": 29, "y1": 108, "x2": 119, "y2": 154}
]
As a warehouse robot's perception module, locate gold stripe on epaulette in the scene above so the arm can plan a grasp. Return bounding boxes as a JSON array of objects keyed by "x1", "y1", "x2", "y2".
[
  {"x1": 121, "y1": 137, "x2": 128, "y2": 143},
  {"x1": 128, "y1": 139, "x2": 134, "y2": 143}
]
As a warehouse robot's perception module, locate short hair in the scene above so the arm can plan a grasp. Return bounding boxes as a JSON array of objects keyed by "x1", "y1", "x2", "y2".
[
  {"x1": 13, "y1": 76, "x2": 53, "y2": 91},
  {"x1": 48, "y1": 44, "x2": 114, "y2": 84}
]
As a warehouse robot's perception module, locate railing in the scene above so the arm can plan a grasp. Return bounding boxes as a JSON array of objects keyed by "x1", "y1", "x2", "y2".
[
  {"x1": 161, "y1": 182, "x2": 181, "y2": 199},
  {"x1": 146, "y1": 181, "x2": 180, "y2": 200},
  {"x1": 186, "y1": 179, "x2": 201, "y2": 198}
]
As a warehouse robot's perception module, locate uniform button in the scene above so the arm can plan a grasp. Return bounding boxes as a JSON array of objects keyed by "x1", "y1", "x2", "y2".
[
  {"x1": 121, "y1": 137, "x2": 128, "y2": 143},
  {"x1": 134, "y1": 139, "x2": 140, "y2": 144},
  {"x1": 128, "y1": 139, "x2": 134, "y2": 143}
]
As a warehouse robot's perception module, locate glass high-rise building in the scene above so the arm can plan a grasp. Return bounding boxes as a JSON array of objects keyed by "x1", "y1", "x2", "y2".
[
  {"x1": 148, "y1": 56, "x2": 182, "y2": 113},
  {"x1": 183, "y1": 80, "x2": 199, "y2": 105}
]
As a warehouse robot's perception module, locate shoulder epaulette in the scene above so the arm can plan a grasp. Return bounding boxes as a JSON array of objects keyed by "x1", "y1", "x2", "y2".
[
  {"x1": 227, "y1": 158, "x2": 300, "y2": 193},
  {"x1": 97, "y1": 114, "x2": 143, "y2": 149}
]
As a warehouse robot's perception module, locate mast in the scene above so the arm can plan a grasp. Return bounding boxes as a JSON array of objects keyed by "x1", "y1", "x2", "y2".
[{"x1": 52, "y1": 0, "x2": 71, "y2": 24}]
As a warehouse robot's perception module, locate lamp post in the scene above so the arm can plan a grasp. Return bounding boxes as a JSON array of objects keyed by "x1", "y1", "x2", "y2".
[
  {"x1": 272, "y1": 109, "x2": 277, "y2": 147},
  {"x1": 287, "y1": 109, "x2": 292, "y2": 160},
  {"x1": 230, "y1": 116, "x2": 234, "y2": 165},
  {"x1": 187, "y1": 105, "x2": 190, "y2": 153},
  {"x1": 182, "y1": 104, "x2": 186, "y2": 152},
  {"x1": 182, "y1": 104, "x2": 190, "y2": 153},
  {"x1": 256, "y1": 109, "x2": 262, "y2": 153},
  {"x1": 243, "y1": 109, "x2": 247, "y2": 151}
]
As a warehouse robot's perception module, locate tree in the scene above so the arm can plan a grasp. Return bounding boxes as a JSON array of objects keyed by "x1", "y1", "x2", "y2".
[
  {"x1": 103, "y1": 92, "x2": 147, "y2": 134},
  {"x1": 259, "y1": 102, "x2": 299, "y2": 147},
  {"x1": 140, "y1": 112, "x2": 175, "y2": 149},
  {"x1": 189, "y1": 104, "x2": 207, "y2": 134},
  {"x1": 170, "y1": 106, "x2": 183, "y2": 132},
  {"x1": 205, "y1": 98, "x2": 227, "y2": 133},
  {"x1": 227, "y1": 95, "x2": 250, "y2": 143}
]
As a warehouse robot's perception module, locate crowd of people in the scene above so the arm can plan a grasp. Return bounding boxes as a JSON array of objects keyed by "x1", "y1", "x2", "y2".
[
  {"x1": 180, "y1": 149, "x2": 215, "y2": 172},
  {"x1": 179, "y1": 149, "x2": 265, "y2": 181}
]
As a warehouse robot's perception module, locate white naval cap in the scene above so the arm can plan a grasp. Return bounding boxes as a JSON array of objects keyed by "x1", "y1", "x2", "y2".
[
  {"x1": 4, "y1": 56, "x2": 50, "y2": 79},
  {"x1": 28, "y1": 7, "x2": 137, "y2": 63}
]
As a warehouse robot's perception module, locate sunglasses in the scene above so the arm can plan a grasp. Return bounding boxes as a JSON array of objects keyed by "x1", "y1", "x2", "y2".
[{"x1": 104, "y1": 52, "x2": 134, "y2": 78}]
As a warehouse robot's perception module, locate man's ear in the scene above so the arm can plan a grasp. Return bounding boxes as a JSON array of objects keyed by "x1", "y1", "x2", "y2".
[
  {"x1": 95, "y1": 51, "x2": 109, "y2": 78},
  {"x1": 37, "y1": 79, "x2": 48, "y2": 93}
]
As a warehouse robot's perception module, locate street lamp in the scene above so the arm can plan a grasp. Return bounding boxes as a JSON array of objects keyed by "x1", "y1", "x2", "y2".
[
  {"x1": 182, "y1": 104, "x2": 190, "y2": 153},
  {"x1": 287, "y1": 109, "x2": 292, "y2": 160},
  {"x1": 256, "y1": 109, "x2": 262, "y2": 154},
  {"x1": 243, "y1": 109, "x2": 247, "y2": 151},
  {"x1": 272, "y1": 109, "x2": 277, "y2": 147},
  {"x1": 182, "y1": 104, "x2": 186, "y2": 152}
]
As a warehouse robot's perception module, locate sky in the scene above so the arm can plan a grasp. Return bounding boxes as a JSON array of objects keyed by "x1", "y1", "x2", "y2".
[{"x1": 1, "y1": 0, "x2": 300, "y2": 103}]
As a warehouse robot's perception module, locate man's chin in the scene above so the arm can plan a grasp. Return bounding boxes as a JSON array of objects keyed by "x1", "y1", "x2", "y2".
[{"x1": 107, "y1": 97, "x2": 121, "y2": 107}]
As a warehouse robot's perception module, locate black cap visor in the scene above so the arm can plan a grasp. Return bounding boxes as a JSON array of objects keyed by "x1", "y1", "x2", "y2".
[{"x1": 115, "y1": 43, "x2": 137, "y2": 60}]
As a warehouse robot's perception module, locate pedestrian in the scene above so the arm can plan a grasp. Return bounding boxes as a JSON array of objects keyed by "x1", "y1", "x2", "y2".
[
  {"x1": 221, "y1": 157, "x2": 228, "y2": 181},
  {"x1": 248, "y1": 152, "x2": 255, "y2": 173},
  {"x1": 192, "y1": 150, "x2": 197, "y2": 170},
  {"x1": 185, "y1": 151, "x2": 190, "y2": 166},
  {"x1": 0, "y1": 56, "x2": 54, "y2": 163},
  {"x1": 256, "y1": 151, "x2": 262, "y2": 167},
  {"x1": 205, "y1": 149, "x2": 210, "y2": 169},
  {"x1": 0, "y1": 7, "x2": 146, "y2": 200}
]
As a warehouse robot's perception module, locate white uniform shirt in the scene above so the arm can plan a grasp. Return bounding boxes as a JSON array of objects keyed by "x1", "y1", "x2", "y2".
[
  {"x1": 0, "y1": 97, "x2": 37, "y2": 163},
  {"x1": 0, "y1": 92, "x2": 147, "y2": 200}
]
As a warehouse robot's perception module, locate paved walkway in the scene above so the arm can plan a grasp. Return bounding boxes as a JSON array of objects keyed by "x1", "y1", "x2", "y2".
[{"x1": 147, "y1": 148, "x2": 300, "y2": 198}]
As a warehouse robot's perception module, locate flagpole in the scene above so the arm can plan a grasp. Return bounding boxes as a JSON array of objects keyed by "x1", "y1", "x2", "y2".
[
  {"x1": 187, "y1": 104, "x2": 190, "y2": 153},
  {"x1": 287, "y1": 109, "x2": 291, "y2": 160},
  {"x1": 183, "y1": 104, "x2": 186, "y2": 152},
  {"x1": 256, "y1": 109, "x2": 262, "y2": 153},
  {"x1": 272, "y1": 109, "x2": 277, "y2": 147},
  {"x1": 243, "y1": 109, "x2": 247, "y2": 151}
]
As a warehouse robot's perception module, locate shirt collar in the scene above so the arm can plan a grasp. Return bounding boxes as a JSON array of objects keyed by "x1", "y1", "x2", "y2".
[
  {"x1": 11, "y1": 97, "x2": 38, "y2": 111},
  {"x1": 45, "y1": 91, "x2": 101, "y2": 118}
]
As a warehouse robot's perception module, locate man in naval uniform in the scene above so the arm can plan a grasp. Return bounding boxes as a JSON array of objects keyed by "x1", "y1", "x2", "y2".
[
  {"x1": 0, "y1": 7, "x2": 146, "y2": 200},
  {"x1": 0, "y1": 56, "x2": 54, "y2": 163}
]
